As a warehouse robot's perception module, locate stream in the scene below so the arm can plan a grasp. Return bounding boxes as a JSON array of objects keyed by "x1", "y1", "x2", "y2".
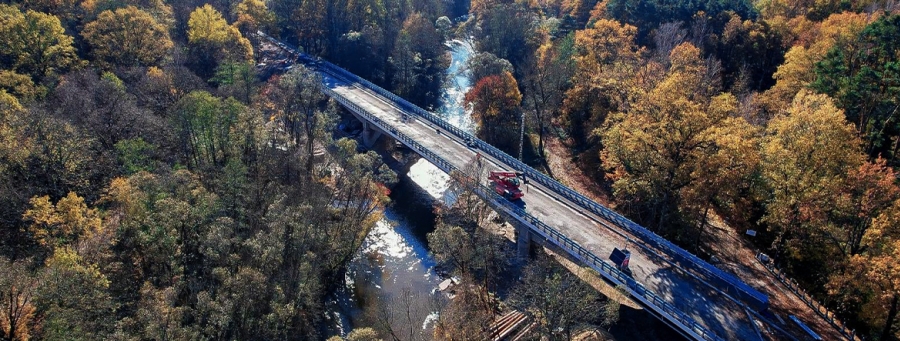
[{"x1": 326, "y1": 39, "x2": 476, "y2": 338}]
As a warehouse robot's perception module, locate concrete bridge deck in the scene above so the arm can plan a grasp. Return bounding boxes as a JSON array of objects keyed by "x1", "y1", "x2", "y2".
[
  {"x1": 261, "y1": 34, "x2": 795, "y2": 341},
  {"x1": 320, "y1": 73, "x2": 762, "y2": 341}
]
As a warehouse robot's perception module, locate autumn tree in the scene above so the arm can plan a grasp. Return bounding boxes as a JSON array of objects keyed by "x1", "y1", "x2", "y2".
[
  {"x1": 0, "y1": 70, "x2": 41, "y2": 101},
  {"x1": 0, "y1": 258, "x2": 37, "y2": 341},
  {"x1": 522, "y1": 40, "x2": 574, "y2": 157},
  {"x1": 509, "y1": 255, "x2": 605, "y2": 341},
  {"x1": 49, "y1": 70, "x2": 161, "y2": 151},
  {"x1": 23, "y1": 192, "x2": 102, "y2": 254},
  {"x1": 0, "y1": 4, "x2": 79, "y2": 81},
  {"x1": 233, "y1": 0, "x2": 276, "y2": 37},
  {"x1": 763, "y1": 12, "x2": 873, "y2": 116},
  {"x1": 760, "y1": 90, "x2": 864, "y2": 264},
  {"x1": 828, "y1": 201, "x2": 900, "y2": 340},
  {"x1": 81, "y1": 6, "x2": 173, "y2": 68},
  {"x1": 602, "y1": 43, "x2": 750, "y2": 242},
  {"x1": 464, "y1": 71, "x2": 523, "y2": 153},
  {"x1": 390, "y1": 12, "x2": 446, "y2": 105},
  {"x1": 187, "y1": 4, "x2": 253, "y2": 79},
  {"x1": 561, "y1": 18, "x2": 643, "y2": 146}
]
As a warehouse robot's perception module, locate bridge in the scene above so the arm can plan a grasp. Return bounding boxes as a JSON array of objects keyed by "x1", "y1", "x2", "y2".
[{"x1": 262, "y1": 36, "x2": 793, "y2": 341}]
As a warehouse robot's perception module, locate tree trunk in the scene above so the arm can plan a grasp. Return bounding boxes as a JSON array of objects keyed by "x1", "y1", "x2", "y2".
[{"x1": 881, "y1": 293, "x2": 899, "y2": 341}]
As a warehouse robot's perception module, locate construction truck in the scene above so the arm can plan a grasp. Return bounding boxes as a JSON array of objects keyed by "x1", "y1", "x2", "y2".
[{"x1": 489, "y1": 171, "x2": 525, "y2": 200}]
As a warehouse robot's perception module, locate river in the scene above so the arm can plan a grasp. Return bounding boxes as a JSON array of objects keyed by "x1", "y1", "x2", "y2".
[{"x1": 326, "y1": 39, "x2": 476, "y2": 339}]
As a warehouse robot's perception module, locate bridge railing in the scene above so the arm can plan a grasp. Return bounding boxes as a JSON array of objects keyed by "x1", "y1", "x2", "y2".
[
  {"x1": 304, "y1": 52, "x2": 768, "y2": 311},
  {"x1": 322, "y1": 85, "x2": 724, "y2": 341}
]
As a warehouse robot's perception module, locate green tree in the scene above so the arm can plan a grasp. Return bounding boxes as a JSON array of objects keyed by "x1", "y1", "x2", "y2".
[
  {"x1": 811, "y1": 14, "x2": 900, "y2": 164},
  {"x1": 36, "y1": 247, "x2": 116, "y2": 340},
  {"x1": 466, "y1": 52, "x2": 513, "y2": 82},
  {"x1": 474, "y1": 2, "x2": 538, "y2": 67},
  {"x1": 173, "y1": 91, "x2": 246, "y2": 171},
  {"x1": 0, "y1": 4, "x2": 79, "y2": 80},
  {"x1": 81, "y1": 6, "x2": 173, "y2": 68},
  {"x1": 265, "y1": 67, "x2": 336, "y2": 181}
]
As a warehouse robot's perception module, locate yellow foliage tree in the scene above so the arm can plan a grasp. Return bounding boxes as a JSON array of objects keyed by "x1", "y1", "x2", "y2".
[
  {"x1": 188, "y1": 4, "x2": 253, "y2": 61},
  {"x1": 561, "y1": 18, "x2": 643, "y2": 144},
  {"x1": 0, "y1": 259, "x2": 37, "y2": 341},
  {"x1": 81, "y1": 6, "x2": 173, "y2": 68},
  {"x1": 760, "y1": 90, "x2": 864, "y2": 259},
  {"x1": 763, "y1": 11, "x2": 875, "y2": 112},
  {"x1": 233, "y1": 0, "x2": 275, "y2": 36},
  {"x1": 0, "y1": 4, "x2": 79, "y2": 80},
  {"x1": 602, "y1": 42, "x2": 757, "y2": 241},
  {"x1": 23, "y1": 192, "x2": 102, "y2": 251}
]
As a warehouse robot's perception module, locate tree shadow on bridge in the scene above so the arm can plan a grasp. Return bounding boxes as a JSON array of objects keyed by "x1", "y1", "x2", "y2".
[{"x1": 647, "y1": 266, "x2": 762, "y2": 341}]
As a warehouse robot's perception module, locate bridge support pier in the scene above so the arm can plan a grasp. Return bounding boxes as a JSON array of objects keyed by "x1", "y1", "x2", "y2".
[
  {"x1": 516, "y1": 224, "x2": 531, "y2": 261},
  {"x1": 361, "y1": 121, "x2": 382, "y2": 148}
]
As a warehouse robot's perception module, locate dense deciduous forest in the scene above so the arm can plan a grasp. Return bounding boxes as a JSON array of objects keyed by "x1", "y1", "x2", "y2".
[{"x1": 0, "y1": 0, "x2": 899, "y2": 339}]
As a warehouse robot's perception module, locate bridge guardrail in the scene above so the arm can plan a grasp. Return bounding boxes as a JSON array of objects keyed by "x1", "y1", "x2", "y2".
[
  {"x1": 322, "y1": 85, "x2": 724, "y2": 341},
  {"x1": 263, "y1": 34, "x2": 754, "y2": 340},
  {"x1": 305, "y1": 51, "x2": 767, "y2": 311}
]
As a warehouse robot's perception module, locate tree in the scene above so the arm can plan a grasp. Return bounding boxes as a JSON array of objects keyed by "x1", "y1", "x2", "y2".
[
  {"x1": 509, "y1": 255, "x2": 602, "y2": 341},
  {"x1": 81, "y1": 6, "x2": 173, "y2": 68},
  {"x1": 23, "y1": 192, "x2": 102, "y2": 252},
  {"x1": 173, "y1": 91, "x2": 247, "y2": 171},
  {"x1": 828, "y1": 201, "x2": 900, "y2": 340},
  {"x1": 760, "y1": 90, "x2": 864, "y2": 262},
  {"x1": 49, "y1": 70, "x2": 158, "y2": 151},
  {"x1": 522, "y1": 41, "x2": 573, "y2": 157},
  {"x1": 390, "y1": 12, "x2": 446, "y2": 105},
  {"x1": 212, "y1": 61, "x2": 260, "y2": 104},
  {"x1": 466, "y1": 52, "x2": 513, "y2": 82},
  {"x1": 601, "y1": 43, "x2": 740, "y2": 241},
  {"x1": 474, "y1": 2, "x2": 538, "y2": 68},
  {"x1": 187, "y1": 4, "x2": 253, "y2": 78},
  {"x1": 264, "y1": 67, "x2": 336, "y2": 181},
  {"x1": 0, "y1": 258, "x2": 37, "y2": 341},
  {"x1": 36, "y1": 247, "x2": 116, "y2": 340},
  {"x1": 0, "y1": 4, "x2": 79, "y2": 80},
  {"x1": 561, "y1": 19, "x2": 643, "y2": 145},
  {"x1": 811, "y1": 14, "x2": 900, "y2": 164},
  {"x1": 0, "y1": 70, "x2": 40, "y2": 101},
  {"x1": 763, "y1": 11, "x2": 872, "y2": 114},
  {"x1": 464, "y1": 71, "x2": 522, "y2": 153},
  {"x1": 233, "y1": 0, "x2": 275, "y2": 37}
]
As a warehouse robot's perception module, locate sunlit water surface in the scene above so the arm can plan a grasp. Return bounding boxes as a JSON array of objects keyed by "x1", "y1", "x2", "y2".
[{"x1": 326, "y1": 39, "x2": 475, "y2": 338}]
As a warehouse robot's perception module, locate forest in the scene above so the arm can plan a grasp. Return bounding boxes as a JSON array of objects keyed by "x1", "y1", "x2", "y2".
[{"x1": 0, "y1": 0, "x2": 898, "y2": 339}]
